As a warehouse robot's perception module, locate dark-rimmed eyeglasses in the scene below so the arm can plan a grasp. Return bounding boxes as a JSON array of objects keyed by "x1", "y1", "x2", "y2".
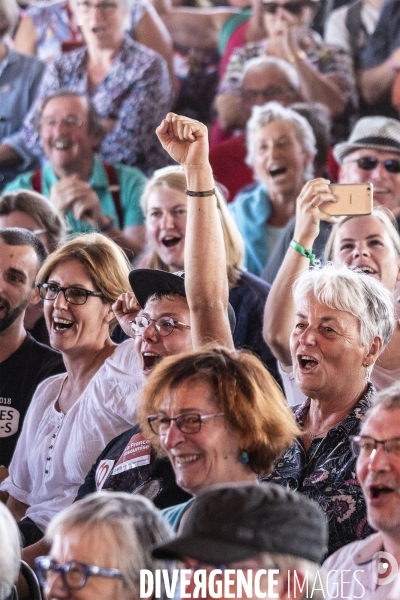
[
  {"x1": 34, "y1": 557, "x2": 124, "y2": 591},
  {"x1": 130, "y1": 315, "x2": 191, "y2": 337},
  {"x1": 350, "y1": 435, "x2": 400, "y2": 458},
  {"x1": 148, "y1": 412, "x2": 224, "y2": 435},
  {"x1": 40, "y1": 115, "x2": 83, "y2": 129},
  {"x1": 37, "y1": 282, "x2": 104, "y2": 305},
  {"x1": 241, "y1": 86, "x2": 294, "y2": 103},
  {"x1": 343, "y1": 156, "x2": 400, "y2": 173},
  {"x1": 77, "y1": 1, "x2": 118, "y2": 13},
  {"x1": 261, "y1": 1, "x2": 308, "y2": 15}
]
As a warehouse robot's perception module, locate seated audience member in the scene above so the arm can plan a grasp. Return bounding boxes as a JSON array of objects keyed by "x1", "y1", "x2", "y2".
[
  {"x1": 360, "y1": 0, "x2": 400, "y2": 114},
  {"x1": 263, "y1": 115, "x2": 400, "y2": 282},
  {"x1": 152, "y1": 483, "x2": 328, "y2": 600},
  {"x1": 13, "y1": 0, "x2": 176, "y2": 91},
  {"x1": 0, "y1": 234, "x2": 143, "y2": 558},
  {"x1": 0, "y1": 229, "x2": 64, "y2": 485},
  {"x1": 137, "y1": 165, "x2": 280, "y2": 379},
  {"x1": 215, "y1": 0, "x2": 357, "y2": 145},
  {"x1": 262, "y1": 264, "x2": 394, "y2": 557},
  {"x1": 229, "y1": 102, "x2": 316, "y2": 275},
  {"x1": 323, "y1": 382, "x2": 400, "y2": 599},
  {"x1": 5, "y1": 91, "x2": 147, "y2": 260},
  {"x1": 209, "y1": 55, "x2": 302, "y2": 200},
  {"x1": 0, "y1": 0, "x2": 172, "y2": 179},
  {"x1": 75, "y1": 111, "x2": 245, "y2": 505},
  {"x1": 0, "y1": 502, "x2": 20, "y2": 600},
  {"x1": 0, "y1": 190, "x2": 66, "y2": 345},
  {"x1": 265, "y1": 191, "x2": 400, "y2": 396},
  {"x1": 0, "y1": 0, "x2": 45, "y2": 190},
  {"x1": 140, "y1": 346, "x2": 299, "y2": 531},
  {"x1": 324, "y1": 0, "x2": 383, "y2": 78},
  {"x1": 35, "y1": 492, "x2": 174, "y2": 600}
]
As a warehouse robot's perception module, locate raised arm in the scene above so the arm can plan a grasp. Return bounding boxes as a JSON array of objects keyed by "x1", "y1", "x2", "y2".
[
  {"x1": 156, "y1": 113, "x2": 233, "y2": 349},
  {"x1": 263, "y1": 178, "x2": 336, "y2": 366}
]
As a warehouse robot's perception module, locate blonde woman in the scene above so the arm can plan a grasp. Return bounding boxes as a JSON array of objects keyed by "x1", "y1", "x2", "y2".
[{"x1": 138, "y1": 165, "x2": 279, "y2": 379}]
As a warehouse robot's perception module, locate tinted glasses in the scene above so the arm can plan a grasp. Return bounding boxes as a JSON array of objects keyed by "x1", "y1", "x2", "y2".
[
  {"x1": 344, "y1": 156, "x2": 400, "y2": 173},
  {"x1": 261, "y1": 1, "x2": 308, "y2": 15}
]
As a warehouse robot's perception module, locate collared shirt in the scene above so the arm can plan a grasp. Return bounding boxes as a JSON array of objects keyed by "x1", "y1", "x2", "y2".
[
  {"x1": 323, "y1": 532, "x2": 400, "y2": 599},
  {"x1": 262, "y1": 383, "x2": 375, "y2": 557},
  {"x1": 3, "y1": 35, "x2": 172, "y2": 175},
  {"x1": 228, "y1": 181, "x2": 272, "y2": 276},
  {"x1": 5, "y1": 156, "x2": 147, "y2": 233}
]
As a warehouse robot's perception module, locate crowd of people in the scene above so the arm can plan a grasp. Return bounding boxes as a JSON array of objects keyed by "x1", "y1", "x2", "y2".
[{"x1": 2, "y1": 0, "x2": 400, "y2": 598}]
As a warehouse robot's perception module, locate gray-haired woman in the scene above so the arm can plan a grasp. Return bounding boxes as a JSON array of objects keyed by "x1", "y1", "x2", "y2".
[
  {"x1": 263, "y1": 264, "x2": 394, "y2": 557},
  {"x1": 35, "y1": 491, "x2": 174, "y2": 600},
  {"x1": 229, "y1": 101, "x2": 316, "y2": 275}
]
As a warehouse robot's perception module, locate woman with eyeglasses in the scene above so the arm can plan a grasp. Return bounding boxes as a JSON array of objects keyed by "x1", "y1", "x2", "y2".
[
  {"x1": 35, "y1": 491, "x2": 174, "y2": 600},
  {"x1": 0, "y1": 233, "x2": 144, "y2": 567},
  {"x1": 140, "y1": 345, "x2": 299, "y2": 530},
  {"x1": 0, "y1": 0, "x2": 172, "y2": 177},
  {"x1": 215, "y1": 0, "x2": 357, "y2": 145},
  {"x1": 264, "y1": 177, "x2": 400, "y2": 398},
  {"x1": 75, "y1": 111, "x2": 243, "y2": 507}
]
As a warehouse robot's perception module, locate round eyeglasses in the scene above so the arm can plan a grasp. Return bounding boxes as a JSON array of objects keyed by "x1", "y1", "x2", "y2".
[
  {"x1": 34, "y1": 557, "x2": 124, "y2": 591},
  {"x1": 37, "y1": 282, "x2": 104, "y2": 305},
  {"x1": 130, "y1": 315, "x2": 191, "y2": 337},
  {"x1": 343, "y1": 156, "x2": 400, "y2": 173},
  {"x1": 148, "y1": 412, "x2": 224, "y2": 435}
]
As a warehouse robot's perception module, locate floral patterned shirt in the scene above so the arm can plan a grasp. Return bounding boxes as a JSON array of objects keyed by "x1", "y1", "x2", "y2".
[
  {"x1": 3, "y1": 34, "x2": 173, "y2": 175},
  {"x1": 262, "y1": 383, "x2": 375, "y2": 558},
  {"x1": 218, "y1": 35, "x2": 358, "y2": 144}
]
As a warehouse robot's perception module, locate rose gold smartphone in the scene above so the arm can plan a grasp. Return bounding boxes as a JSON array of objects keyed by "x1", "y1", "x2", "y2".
[{"x1": 322, "y1": 183, "x2": 373, "y2": 216}]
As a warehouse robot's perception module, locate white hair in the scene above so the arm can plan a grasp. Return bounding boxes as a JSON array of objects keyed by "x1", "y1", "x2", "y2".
[
  {"x1": 0, "y1": 503, "x2": 21, "y2": 600},
  {"x1": 242, "y1": 55, "x2": 300, "y2": 92},
  {"x1": 293, "y1": 264, "x2": 395, "y2": 350},
  {"x1": 46, "y1": 491, "x2": 174, "y2": 600},
  {"x1": 0, "y1": 0, "x2": 19, "y2": 39},
  {"x1": 246, "y1": 101, "x2": 316, "y2": 181}
]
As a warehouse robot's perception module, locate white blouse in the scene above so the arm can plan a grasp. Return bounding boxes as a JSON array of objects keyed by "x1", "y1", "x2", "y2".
[{"x1": 0, "y1": 340, "x2": 143, "y2": 532}]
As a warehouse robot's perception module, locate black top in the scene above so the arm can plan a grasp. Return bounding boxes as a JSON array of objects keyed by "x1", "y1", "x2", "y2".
[
  {"x1": 0, "y1": 332, "x2": 65, "y2": 467},
  {"x1": 76, "y1": 424, "x2": 192, "y2": 509}
]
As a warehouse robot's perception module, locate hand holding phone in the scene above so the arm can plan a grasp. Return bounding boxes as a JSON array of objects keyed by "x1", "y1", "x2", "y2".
[{"x1": 322, "y1": 183, "x2": 373, "y2": 216}]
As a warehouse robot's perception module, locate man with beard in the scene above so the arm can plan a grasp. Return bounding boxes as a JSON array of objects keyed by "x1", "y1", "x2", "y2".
[
  {"x1": 4, "y1": 91, "x2": 147, "y2": 260},
  {"x1": 0, "y1": 228, "x2": 64, "y2": 486}
]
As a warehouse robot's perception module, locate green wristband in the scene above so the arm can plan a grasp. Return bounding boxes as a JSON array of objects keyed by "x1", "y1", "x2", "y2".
[{"x1": 290, "y1": 239, "x2": 315, "y2": 265}]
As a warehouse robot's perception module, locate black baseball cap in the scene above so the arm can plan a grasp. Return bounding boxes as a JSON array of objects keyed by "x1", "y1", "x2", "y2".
[
  {"x1": 152, "y1": 482, "x2": 328, "y2": 565},
  {"x1": 129, "y1": 269, "x2": 236, "y2": 334}
]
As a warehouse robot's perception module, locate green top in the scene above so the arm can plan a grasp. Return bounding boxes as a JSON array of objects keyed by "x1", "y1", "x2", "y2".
[{"x1": 5, "y1": 156, "x2": 147, "y2": 233}]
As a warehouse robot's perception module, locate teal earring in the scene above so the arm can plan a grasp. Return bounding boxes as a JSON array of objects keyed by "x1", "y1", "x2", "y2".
[{"x1": 239, "y1": 451, "x2": 249, "y2": 464}]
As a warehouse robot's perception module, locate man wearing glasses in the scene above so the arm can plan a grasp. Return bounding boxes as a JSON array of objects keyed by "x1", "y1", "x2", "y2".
[
  {"x1": 0, "y1": 229, "x2": 64, "y2": 491},
  {"x1": 323, "y1": 382, "x2": 400, "y2": 600},
  {"x1": 263, "y1": 115, "x2": 400, "y2": 283},
  {"x1": 5, "y1": 91, "x2": 148, "y2": 260}
]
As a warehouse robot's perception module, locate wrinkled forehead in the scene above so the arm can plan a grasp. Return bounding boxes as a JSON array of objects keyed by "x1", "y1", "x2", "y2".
[{"x1": 41, "y1": 95, "x2": 89, "y2": 120}]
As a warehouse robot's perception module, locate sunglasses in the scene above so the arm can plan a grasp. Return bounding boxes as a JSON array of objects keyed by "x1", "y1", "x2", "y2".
[
  {"x1": 261, "y1": 1, "x2": 308, "y2": 15},
  {"x1": 344, "y1": 156, "x2": 400, "y2": 173}
]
